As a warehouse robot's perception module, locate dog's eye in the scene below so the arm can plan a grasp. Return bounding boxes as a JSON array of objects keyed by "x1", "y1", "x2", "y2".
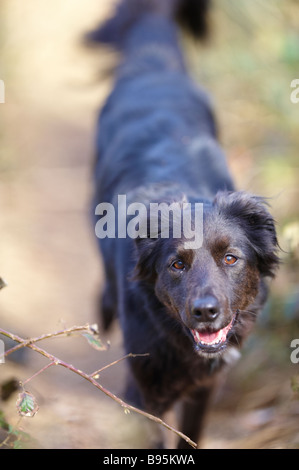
[
  {"x1": 224, "y1": 254, "x2": 238, "y2": 265},
  {"x1": 171, "y1": 260, "x2": 185, "y2": 271}
]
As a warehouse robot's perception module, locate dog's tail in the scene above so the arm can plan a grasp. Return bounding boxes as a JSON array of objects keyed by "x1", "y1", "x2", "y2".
[{"x1": 86, "y1": 0, "x2": 210, "y2": 48}]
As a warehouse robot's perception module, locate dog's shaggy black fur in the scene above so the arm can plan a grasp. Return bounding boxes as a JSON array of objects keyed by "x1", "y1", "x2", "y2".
[{"x1": 90, "y1": 0, "x2": 279, "y2": 448}]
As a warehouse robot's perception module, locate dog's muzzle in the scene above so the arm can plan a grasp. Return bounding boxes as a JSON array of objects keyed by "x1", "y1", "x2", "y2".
[{"x1": 189, "y1": 297, "x2": 237, "y2": 353}]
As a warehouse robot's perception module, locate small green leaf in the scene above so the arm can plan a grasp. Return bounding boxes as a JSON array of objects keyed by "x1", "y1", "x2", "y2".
[
  {"x1": 16, "y1": 391, "x2": 39, "y2": 417},
  {"x1": 13, "y1": 439, "x2": 24, "y2": 449},
  {"x1": 12, "y1": 430, "x2": 32, "y2": 449},
  {"x1": 82, "y1": 331, "x2": 108, "y2": 351},
  {"x1": 0, "y1": 410, "x2": 9, "y2": 431}
]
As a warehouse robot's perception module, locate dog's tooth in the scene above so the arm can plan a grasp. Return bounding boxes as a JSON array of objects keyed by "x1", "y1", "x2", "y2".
[{"x1": 191, "y1": 330, "x2": 200, "y2": 343}]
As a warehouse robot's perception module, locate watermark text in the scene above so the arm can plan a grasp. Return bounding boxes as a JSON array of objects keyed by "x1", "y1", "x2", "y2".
[
  {"x1": 95, "y1": 195, "x2": 203, "y2": 249},
  {"x1": 290, "y1": 79, "x2": 299, "y2": 104},
  {"x1": 290, "y1": 339, "x2": 299, "y2": 364}
]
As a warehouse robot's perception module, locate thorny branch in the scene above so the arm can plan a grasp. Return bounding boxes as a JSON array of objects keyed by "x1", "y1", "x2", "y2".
[{"x1": 0, "y1": 325, "x2": 197, "y2": 448}]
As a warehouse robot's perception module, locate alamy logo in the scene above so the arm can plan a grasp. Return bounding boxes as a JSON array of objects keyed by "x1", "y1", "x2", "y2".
[
  {"x1": 0, "y1": 339, "x2": 5, "y2": 364},
  {"x1": 290, "y1": 339, "x2": 299, "y2": 364},
  {"x1": 290, "y1": 79, "x2": 299, "y2": 104},
  {"x1": 95, "y1": 195, "x2": 203, "y2": 249},
  {"x1": 0, "y1": 80, "x2": 4, "y2": 104}
]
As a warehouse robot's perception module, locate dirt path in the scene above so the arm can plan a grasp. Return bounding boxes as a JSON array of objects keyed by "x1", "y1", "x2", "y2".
[{"x1": 0, "y1": 0, "x2": 137, "y2": 449}]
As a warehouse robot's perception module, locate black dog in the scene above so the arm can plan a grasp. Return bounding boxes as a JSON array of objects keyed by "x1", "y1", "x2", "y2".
[{"x1": 89, "y1": 0, "x2": 279, "y2": 448}]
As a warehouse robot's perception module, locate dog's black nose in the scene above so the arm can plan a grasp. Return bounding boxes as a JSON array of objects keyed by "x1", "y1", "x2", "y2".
[{"x1": 192, "y1": 296, "x2": 220, "y2": 323}]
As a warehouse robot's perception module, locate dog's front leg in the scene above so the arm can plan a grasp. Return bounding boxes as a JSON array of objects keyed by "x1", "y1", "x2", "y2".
[{"x1": 177, "y1": 386, "x2": 213, "y2": 449}]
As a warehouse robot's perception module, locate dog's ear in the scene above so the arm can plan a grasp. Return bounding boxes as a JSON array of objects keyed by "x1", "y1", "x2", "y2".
[{"x1": 214, "y1": 191, "x2": 280, "y2": 278}]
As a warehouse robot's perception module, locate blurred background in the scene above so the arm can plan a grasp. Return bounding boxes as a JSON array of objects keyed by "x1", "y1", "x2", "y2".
[{"x1": 0, "y1": 0, "x2": 299, "y2": 449}]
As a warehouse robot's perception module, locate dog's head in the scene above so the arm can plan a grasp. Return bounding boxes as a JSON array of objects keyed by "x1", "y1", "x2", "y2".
[{"x1": 134, "y1": 191, "x2": 279, "y2": 358}]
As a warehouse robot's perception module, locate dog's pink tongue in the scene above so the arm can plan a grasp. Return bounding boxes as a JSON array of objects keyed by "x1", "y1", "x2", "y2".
[
  {"x1": 198, "y1": 330, "x2": 221, "y2": 344},
  {"x1": 193, "y1": 317, "x2": 234, "y2": 346}
]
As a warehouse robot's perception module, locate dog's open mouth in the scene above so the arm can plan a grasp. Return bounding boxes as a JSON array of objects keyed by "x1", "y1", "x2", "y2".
[{"x1": 191, "y1": 315, "x2": 236, "y2": 353}]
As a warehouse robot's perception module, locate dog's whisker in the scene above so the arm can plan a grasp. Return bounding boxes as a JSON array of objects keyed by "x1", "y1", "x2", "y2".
[{"x1": 238, "y1": 309, "x2": 259, "y2": 317}]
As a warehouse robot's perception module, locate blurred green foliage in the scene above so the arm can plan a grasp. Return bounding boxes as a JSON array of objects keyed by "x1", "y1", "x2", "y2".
[{"x1": 183, "y1": 0, "x2": 299, "y2": 365}]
